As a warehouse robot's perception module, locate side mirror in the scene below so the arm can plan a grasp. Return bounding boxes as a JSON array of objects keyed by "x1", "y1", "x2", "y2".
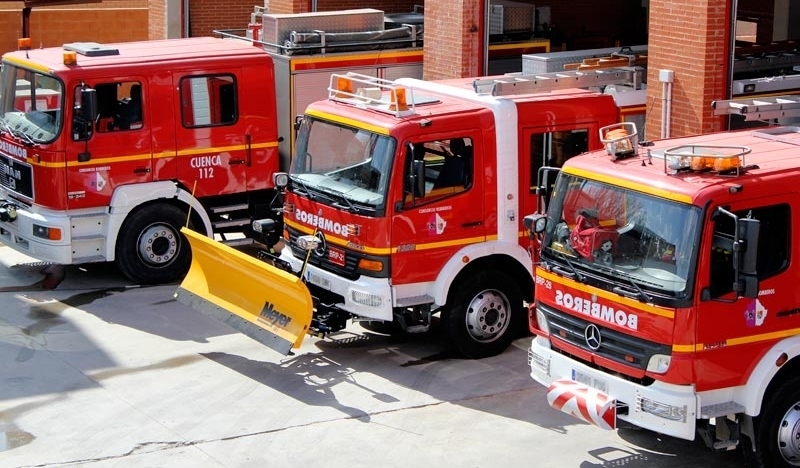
[
  {"x1": 735, "y1": 217, "x2": 760, "y2": 298},
  {"x1": 80, "y1": 88, "x2": 98, "y2": 122},
  {"x1": 72, "y1": 88, "x2": 97, "y2": 142},
  {"x1": 411, "y1": 159, "x2": 425, "y2": 197}
]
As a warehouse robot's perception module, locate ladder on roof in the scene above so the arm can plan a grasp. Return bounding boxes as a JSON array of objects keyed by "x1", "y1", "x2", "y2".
[
  {"x1": 473, "y1": 66, "x2": 645, "y2": 96},
  {"x1": 711, "y1": 95, "x2": 800, "y2": 121}
]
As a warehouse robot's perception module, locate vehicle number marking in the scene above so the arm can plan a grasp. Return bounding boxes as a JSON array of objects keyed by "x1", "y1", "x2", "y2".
[
  {"x1": 328, "y1": 246, "x2": 345, "y2": 267},
  {"x1": 198, "y1": 167, "x2": 214, "y2": 179}
]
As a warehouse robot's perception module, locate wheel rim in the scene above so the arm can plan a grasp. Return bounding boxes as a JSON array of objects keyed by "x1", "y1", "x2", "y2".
[
  {"x1": 777, "y1": 402, "x2": 800, "y2": 465},
  {"x1": 464, "y1": 289, "x2": 510, "y2": 343},
  {"x1": 137, "y1": 223, "x2": 179, "y2": 267}
]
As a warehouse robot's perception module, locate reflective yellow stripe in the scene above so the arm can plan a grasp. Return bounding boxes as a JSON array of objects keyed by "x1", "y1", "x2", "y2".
[
  {"x1": 563, "y1": 166, "x2": 693, "y2": 204},
  {"x1": 673, "y1": 327, "x2": 800, "y2": 353},
  {"x1": 285, "y1": 217, "x2": 494, "y2": 255},
  {"x1": 306, "y1": 108, "x2": 390, "y2": 135},
  {"x1": 289, "y1": 50, "x2": 421, "y2": 69},
  {"x1": 27, "y1": 141, "x2": 278, "y2": 168},
  {"x1": 536, "y1": 268, "x2": 675, "y2": 318},
  {"x1": 4, "y1": 55, "x2": 53, "y2": 74}
]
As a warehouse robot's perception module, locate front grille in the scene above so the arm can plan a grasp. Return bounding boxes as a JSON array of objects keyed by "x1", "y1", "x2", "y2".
[
  {"x1": 539, "y1": 302, "x2": 671, "y2": 371},
  {"x1": 286, "y1": 226, "x2": 360, "y2": 280},
  {"x1": 0, "y1": 154, "x2": 34, "y2": 199}
]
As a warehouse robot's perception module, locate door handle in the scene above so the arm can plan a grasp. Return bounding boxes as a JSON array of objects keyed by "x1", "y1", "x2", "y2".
[
  {"x1": 461, "y1": 220, "x2": 483, "y2": 228},
  {"x1": 134, "y1": 167, "x2": 151, "y2": 175},
  {"x1": 229, "y1": 158, "x2": 246, "y2": 166}
]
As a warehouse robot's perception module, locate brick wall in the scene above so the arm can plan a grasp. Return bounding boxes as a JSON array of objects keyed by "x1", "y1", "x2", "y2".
[
  {"x1": 149, "y1": 0, "x2": 165, "y2": 39},
  {"x1": 645, "y1": 0, "x2": 729, "y2": 140},
  {"x1": 0, "y1": 0, "x2": 148, "y2": 55},
  {"x1": 423, "y1": 0, "x2": 480, "y2": 79},
  {"x1": 188, "y1": 0, "x2": 256, "y2": 36}
]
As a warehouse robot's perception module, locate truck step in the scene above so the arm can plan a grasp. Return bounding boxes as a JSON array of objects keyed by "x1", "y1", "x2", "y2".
[
  {"x1": 71, "y1": 234, "x2": 105, "y2": 241},
  {"x1": 212, "y1": 219, "x2": 250, "y2": 229},
  {"x1": 210, "y1": 203, "x2": 249, "y2": 214},
  {"x1": 221, "y1": 237, "x2": 254, "y2": 247},
  {"x1": 700, "y1": 401, "x2": 746, "y2": 419},
  {"x1": 72, "y1": 255, "x2": 106, "y2": 263},
  {"x1": 395, "y1": 294, "x2": 434, "y2": 307}
]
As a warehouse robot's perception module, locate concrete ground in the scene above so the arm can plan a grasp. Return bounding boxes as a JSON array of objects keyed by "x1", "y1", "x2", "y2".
[{"x1": 0, "y1": 247, "x2": 744, "y2": 467}]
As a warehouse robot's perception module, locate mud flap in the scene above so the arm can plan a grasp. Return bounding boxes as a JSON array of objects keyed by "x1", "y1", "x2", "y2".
[{"x1": 174, "y1": 228, "x2": 313, "y2": 355}]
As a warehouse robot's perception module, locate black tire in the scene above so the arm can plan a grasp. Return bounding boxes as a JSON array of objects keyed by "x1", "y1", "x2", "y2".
[
  {"x1": 115, "y1": 204, "x2": 192, "y2": 285},
  {"x1": 442, "y1": 270, "x2": 524, "y2": 359},
  {"x1": 742, "y1": 377, "x2": 800, "y2": 467}
]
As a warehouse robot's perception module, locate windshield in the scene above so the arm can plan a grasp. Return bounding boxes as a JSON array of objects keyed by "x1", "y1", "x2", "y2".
[
  {"x1": 0, "y1": 61, "x2": 63, "y2": 144},
  {"x1": 291, "y1": 117, "x2": 395, "y2": 211},
  {"x1": 541, "y1": 173, "x2": 700, "y2": 297}
]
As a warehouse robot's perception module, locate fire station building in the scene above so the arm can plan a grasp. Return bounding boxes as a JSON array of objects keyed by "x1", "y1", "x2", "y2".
[{"x1": 1, "y1": 0, "x2": 797, "y2": 140}]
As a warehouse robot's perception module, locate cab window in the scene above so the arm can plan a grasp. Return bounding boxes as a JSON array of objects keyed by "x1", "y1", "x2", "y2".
[
  {"x1": 84, "y1": 81, "x2": 143, "y2": 134},
  {"x1": 404, "y1": 137, "x2": 473, "y2": 205},
  {"x1": 708, "y1": 203, "x2": 789, "y2": 297},
  {"x1": 179, "y1": 75, "x2": 237, "y2": 127}
]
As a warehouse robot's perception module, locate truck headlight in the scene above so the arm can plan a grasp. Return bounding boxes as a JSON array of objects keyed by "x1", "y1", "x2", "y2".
[
  {"x1": 536, "y1": 307, "x2": 550, "y2": 335},
  {"x1": 646, "y1": 354, "x2": 671, "y2": 374},
  {"x1": 297, "y1": 235, "x2": 320, "y2": 251}
]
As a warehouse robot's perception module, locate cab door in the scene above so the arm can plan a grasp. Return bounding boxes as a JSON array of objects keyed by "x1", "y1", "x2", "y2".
[
  {"x1": 695, "y1": 196, "x2": 795, "y2": 389},
  {"x1": 519, "y1": 125, "x2": 592, "y2": 235},
  {"x1": 390, "y1": 132, "x2": 487, "y2": 284},
  {"x1": 173, "y1": 71, "x2": 248, "y2": 197},
  {"x1": 65, "y1": 78, "x2": 152, "y2": 209}
]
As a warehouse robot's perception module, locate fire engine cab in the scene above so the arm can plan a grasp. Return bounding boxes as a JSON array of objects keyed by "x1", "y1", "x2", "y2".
[
  {"x1": 175, "y1": 67, "x2": 647, "y2": 358},
  {"x1": 525, "y1": 95, "x2": 800, "y2": 466},
  {"x1": 0, "y1": 8, "x2": 425, "y2": 285},
  {"x1": 0, "y1": 37, "x2": 282, "y2": 284}
]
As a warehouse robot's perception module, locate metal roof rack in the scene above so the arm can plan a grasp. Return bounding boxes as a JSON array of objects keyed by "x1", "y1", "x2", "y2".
[
  {"x1": 711, "y1": 95, "x2": 800, "y2": 121},
  {"x1": 472, "y1": 66, "x2": 645, "y2": 96}
]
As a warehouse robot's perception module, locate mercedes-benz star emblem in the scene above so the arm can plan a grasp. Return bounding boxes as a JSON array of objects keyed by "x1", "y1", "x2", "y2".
[
  {"x1": 584, "y1": 323, "x2": 602, "y2": 351},
  {"x1": 312, "y1": 231, "x2": 327, "y2": 258}
]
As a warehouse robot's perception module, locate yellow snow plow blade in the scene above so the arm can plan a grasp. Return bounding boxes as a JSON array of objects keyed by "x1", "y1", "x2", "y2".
[{"x1": 174, "y1": 228, "x2": 313, "y2": 355}]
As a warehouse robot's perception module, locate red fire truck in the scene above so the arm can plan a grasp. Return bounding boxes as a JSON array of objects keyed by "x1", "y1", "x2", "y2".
[
  {"x1": 175, "y1": 66, "x2": 648, "y2": 358},
  {"x1": 525, "y1": 95, "x2": 800, "y2": 466},
  {"x1": 0, "y1": 9, "x2": 425, "y2": 285}
]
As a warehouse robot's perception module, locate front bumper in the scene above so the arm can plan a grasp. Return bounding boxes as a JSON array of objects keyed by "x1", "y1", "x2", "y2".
[
  {"x1": 0, "y1": 195, "x2": 73, "y2": 264},
  {"x1": 279, "y1": 246, "x2": 393, "y2": 321},
  {"x1": 528, "y1": 335, "x2": 698, "y2": 440}
]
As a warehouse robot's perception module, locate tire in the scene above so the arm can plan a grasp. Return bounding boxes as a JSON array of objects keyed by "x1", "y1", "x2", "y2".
[
  {"x1": 115, "y1": 204, "x2": 192, "y2": 285},
  {"x1": 742, "y1": 377, "x2": 800, "y2": 467},
  {"x1": 442, "y1": 270, "x2": 524, "y2": 359}
]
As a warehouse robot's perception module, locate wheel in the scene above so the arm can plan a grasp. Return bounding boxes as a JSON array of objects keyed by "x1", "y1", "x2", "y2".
[
  {"x1": 742, "y1": 377, "x2": 800, "y2": 467},
  {"x1": 115, "y1": 204, "x2": 192, "y2": 285},
  {"x1": 442, "y1": 270, "x2": 524, "y2": 359}
]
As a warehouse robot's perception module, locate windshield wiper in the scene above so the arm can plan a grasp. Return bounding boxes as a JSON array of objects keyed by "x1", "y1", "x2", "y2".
[
  {"x1": 0, "y1": 116, "x2": 13, "y2": 138},
  {"x1": 323, "y1": 186, "x2": 359, "y2": 213},
  {"x1": 289, "y1": 174, "x2": 315, "y2": 200},
  {"x1": 613, "y1": 275, "x2": 652, "y2": 303},
  {"x1": 553, "y1": 251, "x2": 585, "y2": 283},
  {"x1": 0, "y1": 116, "x2": 36, "y2": 147}
]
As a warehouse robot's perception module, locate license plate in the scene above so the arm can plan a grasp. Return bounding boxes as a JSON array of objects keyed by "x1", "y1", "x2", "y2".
[
  {"x1": 572, "y1": 369, "x2": 609, "y2": 394},
  {"x1": 328, "y1": 246, "x2": 346, "y2": 267},
  {"x1": 306, "y1": 271, "x2": 330, "y2": 290}
]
